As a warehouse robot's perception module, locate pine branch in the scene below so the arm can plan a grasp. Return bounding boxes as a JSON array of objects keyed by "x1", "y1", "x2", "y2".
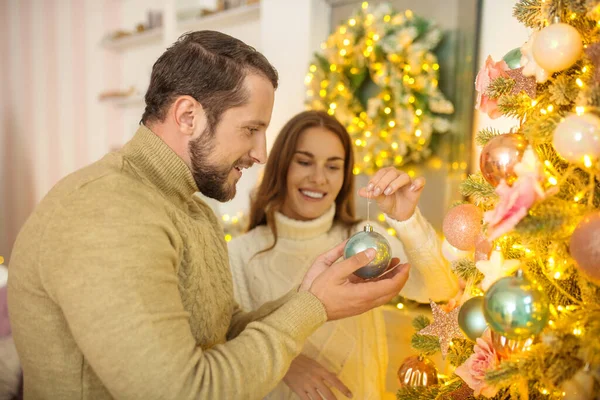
[
  {"x1": 485, "y1": 77, "x2": 515, "y2": 99},
  {"x1": 497, "y1": 94, "x2": 535, "y2": 119},
  {"x1": 447, "y1": 339, "x2": 474, "y2": 367},
  {"x1": 476, "y1": 128, "x2": 503, "y2": 147},
  {"x1": 460, "y1": 174, "x2": 498, "y2": 204},
  {"x1": 411, "y1": 333, "x2": 441, "y2": 355},
  {"x1": 412, "y1": 314, "x2": 431, "y2": 331},
  {"x1": 397, "y1": 386, "x2": 440, "y2": 400},
  {"x1": 549, "y1": 74, "x2": 580, "y2": 106},
  {"x1": 521, "y1": 113, "x2": 563, "y2": 146},
  {"x1": 452, "y1": 259, "x2": 484, "y2": 283},
  {"x1": 485, "y1": 360, "x2": 520, "y2": 387},
  {"x1": 513, "y1": 0, "x2": 544, "y2": 28}
]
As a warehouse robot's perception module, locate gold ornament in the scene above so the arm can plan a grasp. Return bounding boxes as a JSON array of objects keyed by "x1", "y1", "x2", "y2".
[
  {"x1": 418, "y1": 300, "x2": 464, "y2": 358},
  {"x1": 569, "y1": 211, "x2": 600, "y2": 284},
  {"x1": 397, "y1": 354, "x2": 439, "y2": 387},
  {"x1": 442, "y1": 204, "x2": 483, "y2": 251},
  {"x1": 506, "y1": 67, "x2": 537, "y2": 98},
  {"x1": 479, "y1": 133, "x2": 528, "y2": 187}
]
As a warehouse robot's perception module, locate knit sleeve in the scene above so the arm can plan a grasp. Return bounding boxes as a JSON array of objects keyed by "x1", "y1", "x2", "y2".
[
  {"x1": 228, "y1": 237, "x2": 254, "y2": 311},
  {"x1": 42, "y1": 181, "x2": 327, "y2": 400},
  {"x1": 357, "y1": 208, "x2": 459, "y2": 303}
]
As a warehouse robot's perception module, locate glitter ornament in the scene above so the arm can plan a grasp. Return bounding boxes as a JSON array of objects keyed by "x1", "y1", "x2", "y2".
[
  {"x1": 483, "y1": 272, "x2": 549, "y2": 339},
  {"x1": 344, "y1": 224, "x2": 391, "y2": 279},
  {"x1": 442, "y1": 204, "x2": 483, "y2": 251},
  {"x1": 569, "y1": 212, "x2": 600, "y2": 283},
  {"x1": 506, "y1": 67, "x2": 537, "y2": 98},
  {"x1": 418, "y1": 300, "x2": 464, "y2": 358},
  {"x1": 553, "y1": 113, "x2": 600, "y2": 165},
  {"x1": 532, "y1": 22, "x2": 583, "y2": 73},
  {"x1": 479, "y1": 133, "x2": 528, "y2": 187},
  {"x1": 397, "y1": 355, "x2": 438, "y2": 387},
  {"x1": 458, "y1": 296, "x2": 488, "y2": 341}
]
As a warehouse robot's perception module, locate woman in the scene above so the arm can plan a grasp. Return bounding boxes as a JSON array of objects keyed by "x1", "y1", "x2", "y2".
[{"x1": 228, "y1": 111, "x2": 458, "y2": 400}]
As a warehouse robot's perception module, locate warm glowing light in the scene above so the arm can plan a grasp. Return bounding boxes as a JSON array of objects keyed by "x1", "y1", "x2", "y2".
[
  {"x1": 309, "y1": 64, "x2": 317, "y2": 72},
  {"x1": 432, "y1": 63, "x2": 439, "y2": 70},
  {"x1": 548, "y1": 176, "x2": 558, "y2": 185},
  {"x1": 373, "y1": 34, "x2": 380, "y2": 41},
  {"x1": 396, "y1": 303, "x2": 405, "y2": 309},
  {"x1": 547, "y1": 105, "x2": 554, "y2": 112},
  {"x1": 408, "y1": 96, "x2": 415, "y2": 103},
  {"x1": 384, "y1": 107, "x2": 391, "y2": 114},
  {"x1": 224, "y1": 234, "x2": 232, "y2": 242},
  {"x1": 415, "y1": 129, "x2": 422, "y2": 137},
  {"x1": 388, "y1": 121, "x2": 396, "y2": 127},
  {"x1": 576, "y1": 106, "x2": 585, "y2": 115},
  {"x1": 576, "y1": 78, "x2": 584, "y2": 87},
  {"x1": 339, "y1": 49, "x2": 347, "y2": 56},
  {"x1": 222, "y1": 214, "x2": 230, "y2": 222},
  {"x1": 362, "y1": 1, "x2": 369, "y2": 9},
  {"x1": 531, "y1": 100, "x2": 538, "y2": 107},
  {"x1": 330, "y1": 64, "x2": 337, "y2": 72},
  {"x1": 329, "y1": 102, "x2": 337, "y2": 110},
  {"x1": 405, "y1": 9, "x2": 413, "y2": 18},
  {"x1": 416, "y1": 109, "x2": 423, "y2": 116},
  {"x1": 387, "y1": 228, "x2": 396, "y2": 236},
  {"x1": 384, "y1": 14, "x2": 391, "y2": 22},
  {"x1": 583, "y1": 155, "x2": 593, "y2": 168},
  {"x1": 349, "y1": 18, "x2": 356, "y2": 26}
]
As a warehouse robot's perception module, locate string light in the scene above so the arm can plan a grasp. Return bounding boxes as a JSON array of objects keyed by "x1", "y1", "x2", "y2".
[
  {"x1": 396, "y1": 302, "x2": 405, "y2": 309},
  {"x1": 576, "y1": 106, "x2": 585, "y2": 115},
  {"x1": 576, "y1": 78, "x2": 584, "y2": 87},
  {"x1": 362, "y1": 1, "x2": 368, "y2": 9},
  {"x1": 583, "y1": 155, "x2": 593, "y2": 168}
]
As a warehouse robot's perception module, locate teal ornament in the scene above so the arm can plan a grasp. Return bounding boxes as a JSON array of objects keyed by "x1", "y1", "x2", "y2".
[
  {"x1": 458, "y1": 296, "x2": 488, "y2": 341},
  {"x1": 344, "y1": 224, "x2": 391, "y2": 279},
  {"x1": 502, "y1": 47, "x2": 523, "y2": 69},
  {"x1": 483, "y1": 273, "x2": 549, "y2": 339}
]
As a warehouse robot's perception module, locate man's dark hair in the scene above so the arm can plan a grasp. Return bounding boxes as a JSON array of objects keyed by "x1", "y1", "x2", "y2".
[{"x1": 141, "y1": 30, "x2": 278, "y2": 129}]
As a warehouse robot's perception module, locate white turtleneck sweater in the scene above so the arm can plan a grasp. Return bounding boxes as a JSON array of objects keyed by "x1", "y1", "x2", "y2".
[{"x1": 228, "y1": 206, "x2": 458, "y2": 399}]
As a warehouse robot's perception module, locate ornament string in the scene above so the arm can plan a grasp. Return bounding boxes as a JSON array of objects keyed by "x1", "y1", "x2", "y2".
[{"x1": 367, "y1": 190, "x2": 371, "y2": 223}]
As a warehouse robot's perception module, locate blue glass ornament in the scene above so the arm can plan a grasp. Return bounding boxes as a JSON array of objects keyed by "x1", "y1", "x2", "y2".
[
  {"x1": 483, "y1": 272, "x2": 549, "y2": 340},
  {"x1": 344, "y1": 224, "x2": 391, "y2": 279}
]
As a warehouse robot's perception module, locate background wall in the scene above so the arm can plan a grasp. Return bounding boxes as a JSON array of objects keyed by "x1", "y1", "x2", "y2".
[{"x1": 0, "y1": 0, "x2": 531, "y2": 262}]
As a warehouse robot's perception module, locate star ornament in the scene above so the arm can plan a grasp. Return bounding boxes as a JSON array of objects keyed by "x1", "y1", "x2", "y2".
[
  {"x1": 418, "y1": 299, "x2": 464, "y2": 358},
  {"x1": 507, "y1": 67, "x2": 537, "y2": 99},
  {"x1": 476, "y1": 250, "x2": 521, "y2": 291}
]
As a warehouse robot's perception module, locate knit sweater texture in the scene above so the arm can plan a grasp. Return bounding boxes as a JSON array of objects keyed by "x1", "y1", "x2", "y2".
[
  {"x1": 229, "y1": 206, "x2": 459, "y2": 399},
  {"x1": 8, "y1": 125, "x2": 327, "y2": 400}
]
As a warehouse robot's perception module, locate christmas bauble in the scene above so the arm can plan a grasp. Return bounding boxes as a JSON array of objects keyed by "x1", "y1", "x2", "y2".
[
  {"x1": 397, "y1": 355, "x2": 439, "y2": 387},
  {"x1": 562, "y1": 368, "x2": 595, "y2": 400},
  {"x1": 502, "y1": 47, "x2": 522, "y2": 69},
  {"x1": 483, "y1": 273, "x2": 549, "y2": 339},
  {"x1": 480, "y1": 133, "x2": 528, "y2": 187},
  {"x1": 570, "y1": 212, "x2": 600, "y2": 283},
  {"x1": 532, "y1": 23, "x2": 583, "y2": 73},
  {"x1": 442, "y1": 204, "x2": 483, "y2": 251},
  {"x1": 458, "y1": 296, "x2": 488, "y2": 341},
  {"x1": 441, "y1": 238, "x2": 473, "y2": 262},
  {"x1": 489, "y1": 329, "x2": 534, "y2": 359},
  {"x1": 474, "y1": 234, "x2": 493, "y2": 262},
  {"x1": 344, "y1": 224, "x2": 391, "y2": 279},
  {"x1": 553, "y1": 113, "x2": 600, "y2": 164}
]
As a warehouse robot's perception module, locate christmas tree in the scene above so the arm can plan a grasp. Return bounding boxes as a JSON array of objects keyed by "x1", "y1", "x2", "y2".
[{"x1": 398, "y1": 1, "x2": 600, "y2": 399}]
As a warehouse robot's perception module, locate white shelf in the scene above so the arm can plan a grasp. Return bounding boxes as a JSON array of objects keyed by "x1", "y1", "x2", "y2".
[
  {"x1": 178, "y1": 3, "x2": 260, "y2": 32},
  {"x1": 101, "y1": 28, "x2": 163, "y2": 51}
]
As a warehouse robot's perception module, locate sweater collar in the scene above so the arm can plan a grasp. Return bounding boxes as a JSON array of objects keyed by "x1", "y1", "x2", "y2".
[
  {"x1": 121, "y1": 125, "x2": 198, "y2": 206},
  {"x1": 274, "y1": 205, "x2": 336, "y2": 240}
]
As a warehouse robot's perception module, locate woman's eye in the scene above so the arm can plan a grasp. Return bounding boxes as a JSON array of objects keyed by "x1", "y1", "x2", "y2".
[
  {"x1": 297, "y1": 160, "x2": 311, "y2": 166},
  {"x1": 246, "y1": 127, "x2": 259, "y2": 135},
  {"x1": 328, "y1": 165, "x2": 341, "y2": 171}
]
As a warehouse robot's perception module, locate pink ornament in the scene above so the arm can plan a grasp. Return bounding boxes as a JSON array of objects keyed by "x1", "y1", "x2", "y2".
[
  {"x1": 484, "y1": 176, "x2": 545, "y2": 241},
  {"x1": 475, "y1": 56, "x2": 509, "y2": 119},
  {"x1": 480, "y1": 133, "x2": 528, "y2": 188},
  {"x1": 443, "y1": 204, "x2": 483, "y2": 251},
  {"x1": 455, "y1": 329, "x2": 501, "y2": 398},
  {"x1": 474, "y1": 234, "x2": 493, "y2": 262},
  {"x1": 570, "y1": 212, "x2": 600, "y2": 283}
]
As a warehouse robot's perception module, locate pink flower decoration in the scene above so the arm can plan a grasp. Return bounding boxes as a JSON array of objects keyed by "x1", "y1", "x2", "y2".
[
  {"x1": 475, "y1": 56, "x2": 509, "y2": 119},
  {"x1": 484, "y1": 176, "x2": 545, "y2": 240},
  {"x1": 455, "y1": 329, "x2": 501, "y2": 398}
]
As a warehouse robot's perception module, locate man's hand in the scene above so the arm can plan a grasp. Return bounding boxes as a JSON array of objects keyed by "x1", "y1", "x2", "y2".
[
  {"x1": 300, "y1": 241, "x2": 410, "y2": 321},
  {"x1": 358, "y1": 167, "x2": 426, "y2": 222},
  {"x1": 283, "y1": 354, "x2": 352, "y2": 399}
]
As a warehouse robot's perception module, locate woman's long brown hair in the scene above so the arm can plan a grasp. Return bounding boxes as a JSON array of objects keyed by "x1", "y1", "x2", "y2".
[{"x1": 246, "y1": 110, "x2": 358, "y2": 254}]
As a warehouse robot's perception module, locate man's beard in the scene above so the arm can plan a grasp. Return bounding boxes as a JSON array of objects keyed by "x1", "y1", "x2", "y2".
[{"x1": 188, "y1": 128, "x2": 252, "y2": 202}]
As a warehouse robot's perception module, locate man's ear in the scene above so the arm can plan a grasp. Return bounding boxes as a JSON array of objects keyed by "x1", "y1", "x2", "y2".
[{"x1": 172, "y1": 96, "x2": 206, "y2": 137}]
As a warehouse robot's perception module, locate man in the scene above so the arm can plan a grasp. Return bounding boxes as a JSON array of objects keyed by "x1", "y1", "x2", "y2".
[{"x1": 8, "y1": 31, "x2": 410, "y2": 399}]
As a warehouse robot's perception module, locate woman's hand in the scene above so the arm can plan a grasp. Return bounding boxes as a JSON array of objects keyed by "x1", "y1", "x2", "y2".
[
  {"x1": 283, "y1": 354, "x2": 353, "y2": 399},
  {"x1": 358, "y1": 167, "x2": 425, "y2": 222}
]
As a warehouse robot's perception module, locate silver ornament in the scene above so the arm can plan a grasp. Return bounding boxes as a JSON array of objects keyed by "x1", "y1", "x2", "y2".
[{"x1": 344, "y1": 224, "x2": 391, "y2": 279}]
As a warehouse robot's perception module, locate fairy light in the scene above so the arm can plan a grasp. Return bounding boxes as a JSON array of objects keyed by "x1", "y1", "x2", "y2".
[
  {"x1": 373, "y1": 33, "x2": 380, "y2": 41},
  {"x1": 416, "y1": 109, "x2": 423, "y2": 116},
  {"x1": 583, "y1": 155, "x2": 593, "y2": 168},
  {"x1": 337, "y1": 83, "x2": 345, "y2": 91},
  {"x1": 548, "y1": 176, "x2": 558, "y2": 185},
  {"x1": 365, "y1": 130, "x2": 372, "y2": 137},
  {"x1": 576, "y1": 78, "x2": 584, "y2": 87},
  {"x1": 576, "y1": 106, "x2": 585, "y2": 115},
  {"x1": 384, "y1": 107, "x2": 391, "y2": 114},
  {"x1": 432, "y1": 63, "x2": 439, "y2": 70},
  {"x1": 339, "y1": 26, "x2": 347, "y2": 34},
  {"x1": 531, "y1": 99, "x2": 538, "y2": 107},
  {"x1": 384, "y1": 14, "x2": 391, "y2": 22},
  {"x1": 304, "y1": 74, "x2": 313, "y2": 84},
  {"x1": 349, "y1": 18, "x2": 356, "y2": 26},
  {"x1": 388, "y1": 120, "x2": 396, "y2": 127},
  {"x1": 225, "y1": 234, "x2": 232, "y2": 242},
  {"x1": 583, "y1": 66, "x2": 588, "y2": 73},
  {"x1": 554, "y1": 271, "x2": 562, "y2": 279},
  {"x1": 405, "y1": 9, "x2": 413, "y2": 18},
  {"x1": 391, "y1": 142, "x2": 399, "y2": 149},
  {"x1": 378, "y1": 213, "x2": 386, "y2": 222},
  {"x1": 330, "y1": 64, "x2": 337, "y2": 72},
  {"x1": 547, "y1": 105, "x2": 554, "y2": 112},
  {"x1": 339, "y1": 49, "x2": 347, "y2": 56},
  {"x1": 362, "y1": 1, "x2": 368, "y2": 9},
  {"x1": 415, "y1": 129, "x2": 422, "y2": 137},
  {"x1": 408, "y1": 96, "x2": 415, "y2": 103},
  {"x1": 396, "y1": 302, "x2": 405, "y2": 310},
  {"x1": 387, "y1": 228, "x2": 396, "y2": 236},
  {"x1": 309, "y1": 64, "x2": 317, "y2": 72},
  {"x1": 329, "y1": 102, "x2": 337, "y2": 110}
]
